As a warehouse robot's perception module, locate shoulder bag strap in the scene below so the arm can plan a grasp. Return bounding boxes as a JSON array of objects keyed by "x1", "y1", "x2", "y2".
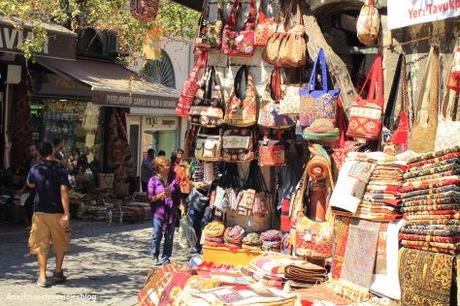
[
  {"x1": 383, "y1": 54, "x2": 403, "y2": 130},
  {"x1": 295, "y1": 0, "x2": 303, "y2": 26},
  {"x1": 271, "y1": 67, "x2": 282, "y2": 102},
  {"x1": 366, "y1": 53, "x2": 383, "y2": 105},
  {"x1": 205, "y1": 66, "x2": 216, "y2": 103},
  {"x1": 246, "y1": 0, "x2": 256, "y2": 30},
  {"x1": 308, "y1": 49, "x2": 321, "y2": 90},
  {"x1": 318, "y1": 48, "x2": 329, "y2": 91},
  {"x1": 357, "y1": 54, "x2": 377, "y2": 99},
  {"x1": 282, "y1": 0, "x2": 293, "y2": 31},
  {"x1": 234, "y1": 65, "x2": 247, "y2": 100},
  {"x1": 227, "y1": 0, "x2": 240, "y2": 28}
]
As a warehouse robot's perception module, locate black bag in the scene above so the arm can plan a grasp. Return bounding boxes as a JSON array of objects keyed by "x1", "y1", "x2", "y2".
[{"x1": 187, "y1": 188, "x2": 209, "y2": 214}]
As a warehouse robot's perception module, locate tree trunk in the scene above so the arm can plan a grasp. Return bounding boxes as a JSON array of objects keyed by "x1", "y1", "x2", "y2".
[{"x1": 302, "y1": 11, "x2": 358, "y2": 113}]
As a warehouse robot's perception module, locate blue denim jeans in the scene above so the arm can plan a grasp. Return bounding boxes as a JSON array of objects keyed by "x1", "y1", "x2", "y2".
[
  {"x1": 188, "y1": 206, "x2": 213, "y2": 253},
  {"x1": 151, "y1": 217, "x2": 175, "y2": 263}
]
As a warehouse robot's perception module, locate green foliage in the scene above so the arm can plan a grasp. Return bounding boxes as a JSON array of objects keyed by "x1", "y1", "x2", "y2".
[{"x1": 0, "y1": 0, "x2": 199, "y2": 60}]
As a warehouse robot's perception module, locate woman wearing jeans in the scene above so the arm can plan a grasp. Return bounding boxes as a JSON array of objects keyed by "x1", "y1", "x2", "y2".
[{"x1": 147, "y1": 156, "x2": 179, "y2": 266}]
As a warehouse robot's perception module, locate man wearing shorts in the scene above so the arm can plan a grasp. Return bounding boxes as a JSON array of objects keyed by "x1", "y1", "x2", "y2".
[{"x1": 27, "y1": 141, "x2": 71, "y2": 288}]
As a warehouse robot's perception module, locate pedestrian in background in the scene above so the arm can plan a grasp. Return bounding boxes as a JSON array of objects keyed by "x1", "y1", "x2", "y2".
[
  {"x1": 141, "y1": 149, "x2": 155, "y2": 192},
  {"x1": 27, "y1": 141, "x2": 71, "y2": 288},
  {"x1": 147, "y1": 156, "x2": 179, "y2": 266}
]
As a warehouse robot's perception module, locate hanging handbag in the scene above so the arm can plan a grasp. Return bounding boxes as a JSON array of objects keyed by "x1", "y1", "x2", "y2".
[
  {"x1": 410, "y1": 45, "x2": 440, "y2": 153},
  {"x1": 258, "y1": 134, "x2": 286, "y2": 167},
  {"x1": 356, "y1": 0, "x2": 380, "y2": 46},
  {"x1": 224, "y1": 65, "x2": 258, "y2": 127},
  {"x1": 447, "y1": 41, "x2": 460, "y2": 92},
  {"x1": 382, "y1": 54, "x2": 410, "y2": 152},
  {"x1": 189, "y1": 67, "x2": 225, "y2": 127},
  {"x1": 130, "y1": 0, "x2": 159, "y2": 22},
  {"x1": 176, "y1": 51, "x2": 208, "y2": 118},
  {"x1": 222, "y1": 0, "x2": 256, "y2": 57},
  {"x1": 254, "y1": 0, "x2": 281, "y2": 47},
  {"x1": 300, "y1": 48, "x2": 340, "y2": 143},
  {"x1": 258, "y1": 68, "x2": 295, "y2": 129},
  {"x1": 194, "y1": 128, "x2": 222, "y2": 162},
  {"x1": 222, "y1": 127, "x2": 255, "y2": 163},
  {"x1": 196, "y1": 0, "x2": 224, "y2": 49},
  {"x1": 347, "y1": 54, "x2": 384, "y2": 141},
  {"x1": 279, "y1": 75, "x2": 303, "y2": 115},
  {"x1": 291, "y1": 144, "x2": 335, "y2": 259},
  {"x1": 262, "y1": 0, "x2": 308, "y2": 68}
]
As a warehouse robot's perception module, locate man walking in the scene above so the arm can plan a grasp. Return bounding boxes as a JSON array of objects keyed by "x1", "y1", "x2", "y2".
[
  {"x1": 141, "y1": 149, "x2": 155, "y2": 192},
  {"x1": 27, "y1": 141, "x2": 71, "y2": 288}
]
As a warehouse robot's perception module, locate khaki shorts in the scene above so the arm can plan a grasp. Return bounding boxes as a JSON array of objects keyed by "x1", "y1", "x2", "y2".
[{"x1": 29, "y1": 213, "x2": 71, "y2": 255}]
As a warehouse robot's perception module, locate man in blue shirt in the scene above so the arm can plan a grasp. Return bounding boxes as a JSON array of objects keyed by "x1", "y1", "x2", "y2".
[
  {"x1": 141, "y1": 149, "x2": 155, "y2": 192},
  {"x1": 27, "y1": 141, "x2": 71, "y2": 288}
]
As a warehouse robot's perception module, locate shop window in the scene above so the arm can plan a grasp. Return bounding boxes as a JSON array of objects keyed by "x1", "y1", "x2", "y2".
[{"x1": 142, "y1": 50, "x2": 176, "y2": 88}]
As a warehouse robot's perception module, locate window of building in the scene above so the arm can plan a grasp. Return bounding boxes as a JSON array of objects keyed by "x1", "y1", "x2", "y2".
[{"x1": 142, "y1": 50, "x2": 176, "y2": 88}]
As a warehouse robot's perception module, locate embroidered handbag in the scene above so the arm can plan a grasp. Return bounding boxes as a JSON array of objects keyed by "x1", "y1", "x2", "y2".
[
  {"x1": 258, "y1": 137, "x2": 286, "y2": 167},
  {"x1": 130, "y1": 0, "x2": 159, "y2": 22},
  {"x1": 447, "y1": 43, "x2": 460, "y2": 92},
  {"x1": 356, "y1": 0, "x2": 380, "y2": 46},
  {"x1": 189, "y1": 67, "x2": 225, "y2": 127},
  {"x1": 254, "y1": 0, "x2": 281, "y2": 47},
  {"x1": 224, "y1": 65, "x2": 258, "y2": 127},
  {"x1": 347, "y1": 54, "x2": 384, "y2": 141},
  {"x1": 176, "y1": 51, "x2": 208, "y2": 118},
  {"x1": 194, "y1": 129, "x2": 222, "y2": 162},
  {"x1": 279, "y1": 82, "x2": 303, "y2": 115},
  {"x1": 291, "y1": 144, "x2": 335, "y2": 259},
  {"x1": 262, "y1": 0, "x2": 308, "y2": 68},
  {"x1": 196, "y1": 0, "x2": 224, "y2": 49},
  {"x1": 222, "y1": 127, "x2": 255, "y2": 163},
  {"x1": 222, "y1": 0, "x2": 256, "y2": 57},
  {"x1": 300, "y1": 49, "x2": 340, "y2": 143},
  {"x1": 258, "y1": 68, "x2": 295, "y2": 129}
]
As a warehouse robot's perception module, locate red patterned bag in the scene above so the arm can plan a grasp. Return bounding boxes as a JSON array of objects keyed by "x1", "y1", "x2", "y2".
[
  {"x1": 258, "y1": 136, "x2": 286, "y2": 167},
  {"x1": 195, "y1": 0, "x2": 224, "y2": 49},
  {"x1": 347, "y1": 54, "x2": 384, "y2": 141},
  {"x1": 254, "y1": 0, "x2": 280, "y2": 47},
  {"x1": 222, "y1": 0, "x2": 256, "y2": 57},
  {"x1": 447, "y1": 44, "x2": 460, "y2": 92},
  {"x1": 130, "y1": 0, "x2": 159, "y2": 22},
  {"x1": 176, "y1": 51, "x2": 208, "y2": 118}
]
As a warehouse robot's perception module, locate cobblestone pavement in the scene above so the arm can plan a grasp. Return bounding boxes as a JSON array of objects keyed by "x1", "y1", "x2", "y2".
[{"x1": 0, "y1": 220, "x2": 194, "y2": 306}]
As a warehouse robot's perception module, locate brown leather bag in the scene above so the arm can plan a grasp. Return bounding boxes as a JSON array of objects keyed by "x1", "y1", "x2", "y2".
[{"x1": 262, "y1": 0, "x2": 308, "y2": 68}]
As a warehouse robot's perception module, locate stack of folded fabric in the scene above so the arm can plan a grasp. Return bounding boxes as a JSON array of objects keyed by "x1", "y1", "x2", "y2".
[
  {"x1": 399, "y1": 146, "x2": 460, "y2": 255},
  {"x1": 355, "y1": 156, "x2": 407, "y2": 222},
  {"x1": 242, "y1": 232, "x2": 262, "y2": 251},
  {"x1": 260, "y1": 230, "x2": 282, "y2": 252},
  {"x1": 284, "y1": 261, "x2": 327, "y2": 288},
  {"x1": 244, "y1": 254, "x2": 305, "y2": 288},
  {"x1": 223, "y1": 225, "x2": 246, "y2": 248},
  {"x1": 202, "y1": 221, "x2": 225, "y2": 247}
]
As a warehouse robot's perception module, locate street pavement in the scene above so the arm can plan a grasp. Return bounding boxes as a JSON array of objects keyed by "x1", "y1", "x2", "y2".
[{"x1": 0, "y1": 220, "x2": 194, "y2": 305}]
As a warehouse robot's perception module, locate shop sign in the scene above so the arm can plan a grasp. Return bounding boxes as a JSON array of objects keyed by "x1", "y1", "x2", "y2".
[
  {"x1": 0, "y1": 20, "x2": 76, "y2": 59},
  {"x1": 143, "y1": 116, "x2": 178, "y2": 130},
  {"x1": 388, "y1": 0, "x2": 460, "y2": 29},
  {"x1": 92, "y1": 91, "x2": 177, "y2": 109}
]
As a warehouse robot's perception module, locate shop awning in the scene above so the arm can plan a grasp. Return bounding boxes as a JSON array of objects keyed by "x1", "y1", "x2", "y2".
[
  {"x1": 172, "y1": 0, "x2": 203, "y2": 11},
  {"x1": 0, "y1": 16, "x2": 77, "y2": 59},
  {"x1": 36, "y1": 57, "x2": 180, "y2": 109}
]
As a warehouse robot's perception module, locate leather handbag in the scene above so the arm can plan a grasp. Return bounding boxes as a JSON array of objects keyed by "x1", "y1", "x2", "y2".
[
  {"x1": 300, "y1": 48, "x2": 340, "y2": 142},
  {"x1": 176, "y1": 51, "x2": 208, "y2": 118},
  {"x1": 356, "y1": 0, "x2": 380, "y2": 46},
  {"x1": 258, "y1": 68, "x2": 295, "y2": 129},
  {"x1": 222, "y1": 0, "x2": 256, "y2": 57},
  {"x1": 195, "y1": 0, "x2": 224, "y2": 49},
  {"x1": 258, "y1": 137, "x2": 286, "y2": 167},
  {"x1": 130, "y1": 0, "x2": 159, "y2": 22},
  {"x1": 291, "y1": 144, "x2": 335, "y2": 259},
  {"x1": 262, "y1": 0, "x2": 308, "y2": 68},
  {"x1": 224, "y1": 65, "x2": 258, "y2": 127},
  {"x1": 254, "y1": 0, "x2": 281, "y2": 47},
  {"x1": 194, "y1": 128, "x2": 222, "y2": 162},
  {"x1": 409, "y1": 45, "x2": 439, "y2": 153},
  {"x1": 447, "y1": 42, "x2": 460, "y2": 92},
  {"x1": 189, "y1": 67, "x2": 225, "y2": 127},
  {"x1": 222, "y1": 127, "x2": 255, "y2": 163},
  {"x1": 347, "y1": 54, "x2": 384, "y2": 141}
]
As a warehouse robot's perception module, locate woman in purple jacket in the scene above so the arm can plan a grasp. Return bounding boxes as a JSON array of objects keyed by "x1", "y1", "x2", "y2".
[{"x1": 147, "y1": 156, "x2": 179, "y2": 266}]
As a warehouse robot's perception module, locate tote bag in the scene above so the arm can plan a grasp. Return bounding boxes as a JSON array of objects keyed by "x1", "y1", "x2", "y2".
[
  {"x1": 195, "y1": 0, "x2": 224, "y2": 49},
  {"x1": 222, "y1": 0, "x2": 256, "y2": 57}
]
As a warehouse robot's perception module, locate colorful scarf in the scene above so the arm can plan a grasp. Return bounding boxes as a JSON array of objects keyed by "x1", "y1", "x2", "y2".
[
  {"x1": 404, "y1": 162, "x2": 460, "y2": 179},
  {"x1": 401, "y1": 184, "x2": 460, "y2": 199},
  {"x1": 399, "y1": 233, "x2": 460, "y2": 243},
  {"x1": 401, "y1": 176, "x2": 460, "y2": 193}
]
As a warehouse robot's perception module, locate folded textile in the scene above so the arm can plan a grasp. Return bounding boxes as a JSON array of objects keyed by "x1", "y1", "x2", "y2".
[
  {"x1": 404, "y1": 219, "x2": 460, "y2": 226},
  {"x1": 250, "y1": 254, "x2": 304, "y2": 277},
  {"x1": 399, "y1": 233, "x2": 460, "y2": 243},
  {"x1": 405, "y1": 209, "x2": 460, "y2": 216},
  {"x1": 399, "y1": 244, "x2": 458, "y2": 255},
  {"x1": 262, "y1": 240, "x2": 281, "y2": 251},
  {"x1": 402, "y1": 192, "x2": 460, "y2": 204},
  {"x1": 203, "y1": 221, "x2": 225, "y2": 238},
  {"x1": 401, "y1": 239, "x2": 460, "y2": 251},
  {"x1": 407, "y1": 146, "x2": 460, "y2": 163},
  {"x1": 408, "y1": 157, "x2": 460, "y2": 173},
  {"x1": 204, "y1": 241, "x2": 226, "y2": 248},
  {"x1": 331, "y1": 216, "x2": 351, "y2": 280},
  {"x1": 403, "y1": 213, "x2": 459, "y2": 221},
  {"x1": 242, "y1": 232, "x2": 261, "y2": 246},
  {"x1": 205, "y1": 236, "x2": 225, "y2": 243},
  {"x1": 399, "y1": 248, "x2": 456, "y2": 305},
  {"x1": 241, "y1": 244, "x2": 262, "y2": 252},
  {"x1": 401, "y1": 184, "x2": 460, "y2": 199},
  {"x1": 284, "y1": 262, "x2": 327, "y2": 284},
  {"x1": 223, "y1": 225, "x2": 246, "y2": 245},
  {"x1": 260, "y1": 230, "x2": 282, "y2": 242},
  {"x1": 295, "y1": 283, "x2": 352, "y2": 305},
  {"x1": 401, "y1": 225, "x2": 460, "y2": 236},
  {"x1": 404, "y1": 162, "x2": 460, "y2": 179},
  {"x1": 404, "y1": 168, "x2": 460, "y2": 183},
  {"x1": 401, "y1": 176, "x2": 460, "y2": 192}
]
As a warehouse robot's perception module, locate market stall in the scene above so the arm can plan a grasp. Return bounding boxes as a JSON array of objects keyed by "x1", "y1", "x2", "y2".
[{"x1": 138, "y1": 0, "x2": 459, "y2": 305}]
